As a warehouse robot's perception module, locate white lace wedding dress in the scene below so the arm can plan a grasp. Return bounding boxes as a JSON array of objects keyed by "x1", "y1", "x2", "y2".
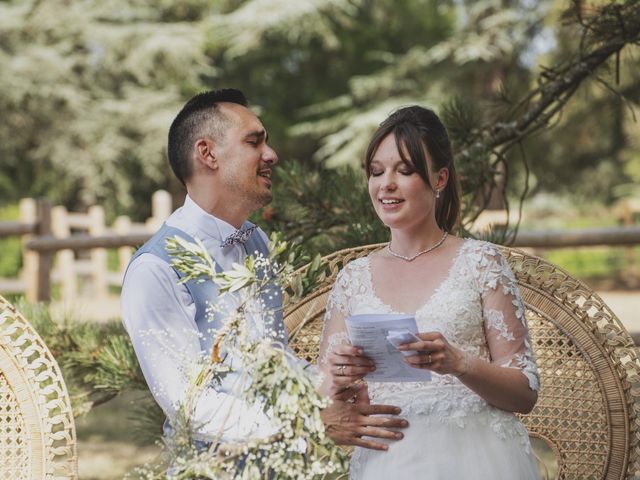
[{"x1": 319, "y1": 239, "x2": 540, "y2": 479}]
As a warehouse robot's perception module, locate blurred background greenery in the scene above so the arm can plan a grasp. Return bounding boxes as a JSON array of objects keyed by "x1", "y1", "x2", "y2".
[
  {"x1": 1, "y1": 0, "x2": 639, "y2": 478},
  {"x1": 1, "y1": 0, "x2": 638, "y2": 242},
  {"x1": 2, "y1": 0, "x2": 639, "y2": 284}
]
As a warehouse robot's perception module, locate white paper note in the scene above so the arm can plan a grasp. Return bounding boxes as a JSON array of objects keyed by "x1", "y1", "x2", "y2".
[{"x1": 346, "y1": 314, "x2": 431, "y2": 382}]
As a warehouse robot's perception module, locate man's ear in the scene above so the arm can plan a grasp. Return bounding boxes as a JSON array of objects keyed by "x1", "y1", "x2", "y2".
[{"x1": 195, "y1": 139, "x2": 218, "y2": 170}]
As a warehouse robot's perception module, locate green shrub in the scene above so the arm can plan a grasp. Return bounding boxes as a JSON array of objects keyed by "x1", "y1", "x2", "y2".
[{"x1": 544, "y1": 246, "x2": 640, "y2": 284}]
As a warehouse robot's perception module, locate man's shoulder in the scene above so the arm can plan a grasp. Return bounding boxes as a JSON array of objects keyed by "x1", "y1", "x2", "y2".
[
  {"x1": 124, "y1": 252, "x2": 179, "y2": 285},
  {"x1": 133, "y1": 223, "x2": 196, "y2": 262}
]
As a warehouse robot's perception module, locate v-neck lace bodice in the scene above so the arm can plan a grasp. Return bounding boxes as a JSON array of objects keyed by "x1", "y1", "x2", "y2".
[
  {"x1": 362, "y1": 240, "x2": 465, "y2": 317},
  {"x1": 317, "y1": 239, "x2": 540, "y2": 467}
]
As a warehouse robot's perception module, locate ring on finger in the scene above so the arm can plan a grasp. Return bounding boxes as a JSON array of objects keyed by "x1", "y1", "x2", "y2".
[
  {"x1": 339, "y1": 365, "x2": 346, "y2": 376},
  {"x1": 427, "y1": 354, "x2": 432, "y2": 364}
]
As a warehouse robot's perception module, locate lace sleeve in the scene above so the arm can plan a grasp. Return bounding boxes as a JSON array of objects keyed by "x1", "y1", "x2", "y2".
[
  {"x1": 478, "y1": 245, "x2": 540, "y2": 391},
  {"x1": 316, "y1": 265, "x2": 352, "y2": 390}
]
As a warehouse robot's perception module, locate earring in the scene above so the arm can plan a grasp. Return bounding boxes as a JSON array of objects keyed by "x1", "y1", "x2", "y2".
[{"x1": 436, "y1": 189, "x2": 441, "y2": 199}]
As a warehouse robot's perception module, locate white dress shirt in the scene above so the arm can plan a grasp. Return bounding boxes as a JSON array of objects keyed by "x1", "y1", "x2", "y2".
[{"x1": 121, "y1": 195, "x2": 275, "y2": 442}]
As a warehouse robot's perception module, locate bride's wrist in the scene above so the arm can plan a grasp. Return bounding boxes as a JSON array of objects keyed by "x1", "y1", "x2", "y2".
[{"x1": 454, "y1": 351, "x2": 471, "y2": 378}]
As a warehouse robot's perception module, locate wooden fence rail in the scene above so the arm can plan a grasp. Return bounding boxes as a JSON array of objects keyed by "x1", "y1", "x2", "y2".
[
  {"x1": 1, "y1": 196, "x2": 639, "y2": 303},
  {"x1": 25, "y1": 233, "x2": 153, "y2": 251},
  {"x1": 0, "y1": 222, "x2": 36, "y2": 236},
  {"x1": 23, "y1": 227, "x2": 640, "y2": 251},
  {"x1": 512, "y1": 226, "x2": 640, "y2": 248}
]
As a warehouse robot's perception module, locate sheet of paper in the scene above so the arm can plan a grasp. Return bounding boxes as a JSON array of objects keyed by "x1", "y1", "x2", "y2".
[{"x1": 345, "y1": 314, "x2": 431, "y2": 383}]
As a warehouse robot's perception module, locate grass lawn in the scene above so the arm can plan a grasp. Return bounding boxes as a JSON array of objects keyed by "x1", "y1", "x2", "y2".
[
  {"x1": 518, "y1": 204, "x2": 640, "y2": 289},
  {"x1": 76, "y1": 392, "x2": 162, "y2": 480},
  {"x1": 542, "y1": 245, "x2": 640, "y2": 289}
]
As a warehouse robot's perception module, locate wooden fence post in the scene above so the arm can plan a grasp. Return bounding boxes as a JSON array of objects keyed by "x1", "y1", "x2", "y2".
[
  {"x1": 146, "y1": 190, "x2": 172, "y2": 231},
  {"x1": 51, "y1": 205, "x2": 77, "y2": 302},
  {"x1": 88, "y1": 205, "x2": 108, "y2": 298},
  {"x1": 114, "y1": 215, "x2": 133, "y2": 281},
  {"x1": 35, "y1": 198, "x2": 53, "y2": 302},
  {"x1": 20, "y1": 198, "x2": 38, "y2": 302},
  {"x1": 619, "y1": 201, "x2": 639, "y2": 285}
]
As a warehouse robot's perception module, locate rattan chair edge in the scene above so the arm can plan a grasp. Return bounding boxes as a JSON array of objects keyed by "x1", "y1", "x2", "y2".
[
  {"x1": 0, "y1": 295, "x2": 78, "y2": 479},
  {"x1": 509, "y1": 248, "x2": 640, "y2": 479}
]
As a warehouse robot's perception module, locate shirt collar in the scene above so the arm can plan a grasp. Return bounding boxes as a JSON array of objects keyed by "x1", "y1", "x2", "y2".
[{"x1": 182, "y1": 195, "x2": 242, "y2": 242}]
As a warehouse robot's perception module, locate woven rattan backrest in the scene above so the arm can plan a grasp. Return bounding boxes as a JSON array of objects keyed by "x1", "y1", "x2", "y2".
[
  {"x1": 284, "y1": 244, "x2": 640, "y2": 480},
  {"x1": 0, "y1": 295, "x2": 77, "y2": 479}
]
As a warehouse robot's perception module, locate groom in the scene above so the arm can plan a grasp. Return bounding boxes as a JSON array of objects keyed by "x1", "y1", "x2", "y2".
[{"x1": 121, "y1": 88, "x2": 406, "y2": 449}]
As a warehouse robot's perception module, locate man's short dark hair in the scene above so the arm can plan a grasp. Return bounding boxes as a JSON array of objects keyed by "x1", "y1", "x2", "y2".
[{"x1": 168, "y1": 88, "x2": 248, "y2": 185}]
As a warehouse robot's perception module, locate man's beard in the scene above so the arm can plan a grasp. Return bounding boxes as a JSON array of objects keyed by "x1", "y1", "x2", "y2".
[{"x1": 246, "y1": 187, "x2": 272, "y2": 211}]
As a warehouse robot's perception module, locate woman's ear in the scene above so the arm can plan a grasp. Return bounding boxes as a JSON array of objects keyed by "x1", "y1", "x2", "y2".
[{"x1": 435, "y1": 167, "x2": 449, "y2": 191}]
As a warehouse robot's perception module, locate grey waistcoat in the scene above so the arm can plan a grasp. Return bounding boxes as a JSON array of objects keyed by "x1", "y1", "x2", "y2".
[{"x1": 126, "y1": 222, "x2": 286, "y2": 353}]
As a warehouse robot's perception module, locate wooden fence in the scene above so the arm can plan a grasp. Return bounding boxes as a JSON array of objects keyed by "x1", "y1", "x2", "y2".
[
  {"x1": 0, "y1": 190, "x2": 171, "y2": 302},
  {"x1": 0, "y1": 194, "x2": 639, "y2": 303}
]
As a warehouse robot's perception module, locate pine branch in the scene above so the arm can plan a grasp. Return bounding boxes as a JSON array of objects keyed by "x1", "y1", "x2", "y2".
[
  {"x1": 464, "y1": 1, "x2": 639, "y2": 158},
  {"x1": 456, "y1": 0, "x2": 640, "y2": 236},
  {"x1": 19, "y1": 299, "x2": 148, "y2": 416}
]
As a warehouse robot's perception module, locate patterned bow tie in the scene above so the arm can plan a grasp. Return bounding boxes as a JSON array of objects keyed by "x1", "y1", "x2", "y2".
[{"x1": 220, "y1": 225, "x2": 258, "y2": 247}]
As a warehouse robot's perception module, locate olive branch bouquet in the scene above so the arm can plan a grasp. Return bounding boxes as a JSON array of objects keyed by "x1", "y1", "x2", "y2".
[{"x1": 130, "y1": 232, "x2": 348, "y2": 480}]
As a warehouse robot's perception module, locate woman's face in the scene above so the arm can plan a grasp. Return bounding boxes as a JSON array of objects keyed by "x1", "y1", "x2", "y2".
[{"x1": 368, "y1": 133, "x2": 438, "y2": 231}]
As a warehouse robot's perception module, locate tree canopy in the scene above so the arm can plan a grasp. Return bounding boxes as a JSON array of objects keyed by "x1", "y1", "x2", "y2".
[{"x1": 0, "y1": 0, "x2": 638, "y2": 250}]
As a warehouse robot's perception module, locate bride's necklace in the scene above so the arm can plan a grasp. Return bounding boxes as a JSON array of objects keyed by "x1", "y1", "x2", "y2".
[{"x1": 387, "y1": 232, "x2": 448, "y2": 262}]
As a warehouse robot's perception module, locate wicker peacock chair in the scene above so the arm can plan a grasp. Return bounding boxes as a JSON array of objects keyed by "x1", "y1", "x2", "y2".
[
  {"x1": 284, "y1": 244, "x2": 640, "y2": 480},
  {"x1": 0, "y1": 295, "x2": 77, "y2": 479}
]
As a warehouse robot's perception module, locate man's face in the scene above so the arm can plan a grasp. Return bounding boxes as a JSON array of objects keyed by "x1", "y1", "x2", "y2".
[{"x1": 212, "y1": 103, "x2": 278, "y2": 211}]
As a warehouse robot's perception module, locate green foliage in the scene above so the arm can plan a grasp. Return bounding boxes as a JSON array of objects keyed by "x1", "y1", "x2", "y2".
[
  {"x1": 287, "y1": 253, "x2": 328, "y2": 301},
  {"x1": 15, "y1": 231, "x2": 329, "y2": 449},
  {"x1": 0, "y1": 0, "x2": 210, "y2": 217},
  {"x1": 16, "y1": 298, "x2": 148, "y2": 415},
  {"x1": 513, "y1": 1, "x2": 640, "y2": 204},
  {"x1": 545, "y1": 246, "x2": 640, "y2": 283},
  {"x1": 207, "y1": 0, "x2": 455, "y2": 153},
  {"x1": 2, "y1": 0, "x2": 638, "y2": 231},
  {"x1": 285, "y1": 0, "x2": 543, "y2": 163},
  {"x1": 0, "y1": 203, "x2": 22, "y2": 277}
]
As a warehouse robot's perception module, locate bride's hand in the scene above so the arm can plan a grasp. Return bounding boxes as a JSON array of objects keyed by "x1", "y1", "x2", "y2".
[
  {"x1": 399, "y1": 332, "x2": 469, "y2": 377},
  {"x1": 327, "y1": 344, "x2": 376, "y2": 389}
]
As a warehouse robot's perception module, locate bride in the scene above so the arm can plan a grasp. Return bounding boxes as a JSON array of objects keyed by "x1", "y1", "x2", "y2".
[{"x1": 318, "y1": 106, "x2": 540, "y2": 479}]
